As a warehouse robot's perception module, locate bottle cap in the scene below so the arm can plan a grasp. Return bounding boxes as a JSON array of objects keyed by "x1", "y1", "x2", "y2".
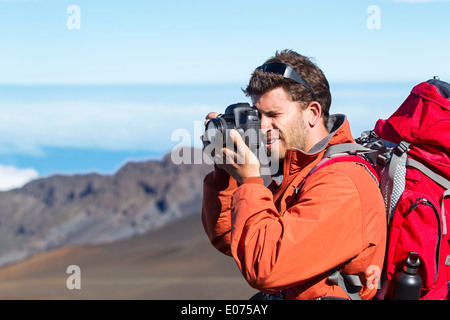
[{"x1": 403, "y1": 252, "x2": 420, "y2": 274}]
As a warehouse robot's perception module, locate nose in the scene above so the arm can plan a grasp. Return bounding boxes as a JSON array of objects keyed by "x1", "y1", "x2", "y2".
[{"x1": 260, "y1": 114, "x2": 272, "y2": 136}]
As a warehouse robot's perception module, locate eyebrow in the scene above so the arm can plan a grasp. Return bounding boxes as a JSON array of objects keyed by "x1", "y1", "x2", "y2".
[{"x1": 259, "y1": 108, "x2": 283, "y2": 116}]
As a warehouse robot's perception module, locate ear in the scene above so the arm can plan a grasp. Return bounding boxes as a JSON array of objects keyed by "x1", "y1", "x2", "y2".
[{"x1": 305, "y1": 101, "x2": 323, "y2": 127}]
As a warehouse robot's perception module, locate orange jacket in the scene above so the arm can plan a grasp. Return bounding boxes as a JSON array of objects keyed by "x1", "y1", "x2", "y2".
[{"x1": 202, "y1": 115, "x2": 387, "y2": 300}]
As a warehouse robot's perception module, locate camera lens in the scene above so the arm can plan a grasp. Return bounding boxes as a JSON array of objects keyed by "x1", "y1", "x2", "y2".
[{"x1": 204, "y1": 118, "x2": 223, "y2": 145}]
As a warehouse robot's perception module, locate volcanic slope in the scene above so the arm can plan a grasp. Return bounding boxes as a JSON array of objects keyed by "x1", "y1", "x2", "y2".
[{"x1": 0, "y1": 213, "x2": 257, "y2": 300}]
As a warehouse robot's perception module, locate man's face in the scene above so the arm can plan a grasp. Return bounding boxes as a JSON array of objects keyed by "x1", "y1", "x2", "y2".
[{"x1": 253, "y1": 87, "x2": 309, "y2": 162}]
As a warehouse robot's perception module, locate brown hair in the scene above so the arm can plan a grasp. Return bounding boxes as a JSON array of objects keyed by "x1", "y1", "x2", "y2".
[{"x1": 243, "y1": 49, "x2": 331, "y2": 126}]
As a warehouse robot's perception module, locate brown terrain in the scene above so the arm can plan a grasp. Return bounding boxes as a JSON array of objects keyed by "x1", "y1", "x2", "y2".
[
  {"x1": 0, "y1": 148, "x2": 257, "y2": 299},
  {"x1": 0, "y1": 213, "x2": 256, "y2": 300}
]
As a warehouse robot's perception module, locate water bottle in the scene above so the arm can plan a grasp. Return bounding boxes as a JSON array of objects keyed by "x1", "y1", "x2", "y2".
[{"x1": 390, "y1": 252, "x2": 423, "y2": 300}]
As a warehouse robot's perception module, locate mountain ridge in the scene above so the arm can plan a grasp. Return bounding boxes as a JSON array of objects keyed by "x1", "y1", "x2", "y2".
[
  {"x1": 0, "y1": 213, "x2": 256, "y2": 299},
  {"x1": 0, "y1": 147, "x2": 213, "y2": 267}
]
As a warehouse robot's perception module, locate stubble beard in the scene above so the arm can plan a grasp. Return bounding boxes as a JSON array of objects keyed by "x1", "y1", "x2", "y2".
[{"x1": 267, "y1": 120, "x2": 308, "y2": 178}]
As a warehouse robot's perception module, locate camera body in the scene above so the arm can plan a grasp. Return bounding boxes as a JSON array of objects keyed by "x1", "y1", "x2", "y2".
[{"x1": 204, "y1": 102, "x2": 261, "y2": 153}]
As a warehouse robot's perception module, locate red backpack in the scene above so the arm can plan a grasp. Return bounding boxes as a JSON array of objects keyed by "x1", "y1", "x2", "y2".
[{"x1": 313, "y1": 78, "x2": 450, "y2": 300}]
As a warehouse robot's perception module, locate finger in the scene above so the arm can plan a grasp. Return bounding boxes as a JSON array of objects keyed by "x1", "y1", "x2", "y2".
[
  {"x1": 229, "y1": 129, "x2": 259, "y2": 165},
  {"x1": 229, "y1": 129, "x2": 245, "y2": 152},
  {"x1": 214, "y1": 149, "x2": 229, "y2": 168},
  {"x1": 227, "y1": 130, "x2": 246, "y2": 164},
  {"x1": 223, "y1": 145, "x2": 237, "y2": 163},
  {"x1": 213, "y1": 153, "x2": 222, "y2": 163},
  {"x1": 204, "y1": 112, "x2": 219, "y2": 127},
  {"x1": 206, "y1": 112, "x2": 219, "y2": 120}
]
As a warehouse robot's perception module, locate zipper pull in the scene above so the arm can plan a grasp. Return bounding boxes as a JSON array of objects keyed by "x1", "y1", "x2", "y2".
[
  {"x1": 411, "y1": 198, "x2": 428, "y2": 211},
  {"x1": 294, "y1": 186, "x2": 300, "y2": 202}
]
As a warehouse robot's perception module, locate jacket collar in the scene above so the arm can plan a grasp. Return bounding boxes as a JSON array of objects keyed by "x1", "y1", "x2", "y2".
[{"x1": 279, "y1": 114, "x2": 354, "y2": 180}]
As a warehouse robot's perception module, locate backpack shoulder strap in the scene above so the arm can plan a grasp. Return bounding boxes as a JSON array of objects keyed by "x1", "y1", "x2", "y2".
[
  {"x1": 323, "y1": 143, "x2": 372, "y2": 158},
  {"x1": 294, "y1": 147, "x2": 379, "y2": 201}
]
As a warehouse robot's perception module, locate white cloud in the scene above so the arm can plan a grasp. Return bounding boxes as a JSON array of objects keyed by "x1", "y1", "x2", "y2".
[
  {"x1": 0, "y1": 164, "x2": 38, "y2": 191},
  {"x1": 0, "y1": 100, "x2": 213, "y2": 155}
]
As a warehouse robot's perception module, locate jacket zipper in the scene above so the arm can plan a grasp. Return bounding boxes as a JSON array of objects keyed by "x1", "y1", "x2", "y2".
[{"x1": 409, "y1": 197, "x2": 442, "y2": 283}]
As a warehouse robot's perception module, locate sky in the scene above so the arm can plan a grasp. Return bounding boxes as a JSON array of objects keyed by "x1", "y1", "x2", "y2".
[
  {"x1": 0, "y1": 0, "x2": 449, "y2": 190},
  {"x1": 1, "y1": 0, "x2": 450, "y2": 84}
]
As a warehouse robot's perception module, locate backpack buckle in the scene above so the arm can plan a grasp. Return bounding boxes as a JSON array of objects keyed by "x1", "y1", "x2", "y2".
[
  {"x1": 394, "y1": 141, "x2": 411, "y2": 156},
  {"x1": 377, "y1": 154, "x2": 388, "y2": 167}
]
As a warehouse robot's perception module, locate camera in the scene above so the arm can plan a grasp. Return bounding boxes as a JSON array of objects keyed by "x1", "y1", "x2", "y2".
[{"x1": 203, "y1": 102, "x2": 261, "y2": 153}]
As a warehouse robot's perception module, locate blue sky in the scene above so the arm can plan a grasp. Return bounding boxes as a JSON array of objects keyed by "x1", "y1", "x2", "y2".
[
  {"x1": 0, "y1": 0, "x2": 449, "y2": 190},
  {"x1": 1, "y1": 0, "x2": 449, "y2": 84}
]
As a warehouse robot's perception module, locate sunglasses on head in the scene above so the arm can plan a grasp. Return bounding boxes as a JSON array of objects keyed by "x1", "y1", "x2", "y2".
[{"x1": 256, "y1": 62, "x2": 317, "y2": 101}]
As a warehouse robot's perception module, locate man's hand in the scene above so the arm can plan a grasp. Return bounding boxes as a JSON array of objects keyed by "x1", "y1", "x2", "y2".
[
  {"x1": 201, "y1": 112, "x2": 219, "y2": 150},
  {"x1": 201, "y1": 112, "x2": 261, "y2": 183},
  {"x1": 215, "y1": 129, "x2": 261, "y2": 184}
]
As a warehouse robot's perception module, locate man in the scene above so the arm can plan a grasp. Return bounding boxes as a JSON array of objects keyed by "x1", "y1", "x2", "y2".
[{"x1": 201, "y1": 49, "x2": 386, "y2": 300}]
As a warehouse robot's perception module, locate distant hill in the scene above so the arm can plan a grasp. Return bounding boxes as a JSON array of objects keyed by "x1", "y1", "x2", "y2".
[
  {"x1": 0, "y1": 148, "x2": 213, "y2": 267},
  {"x1": 0, "y1": 213, "x2": 256, "y2": 299}
]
